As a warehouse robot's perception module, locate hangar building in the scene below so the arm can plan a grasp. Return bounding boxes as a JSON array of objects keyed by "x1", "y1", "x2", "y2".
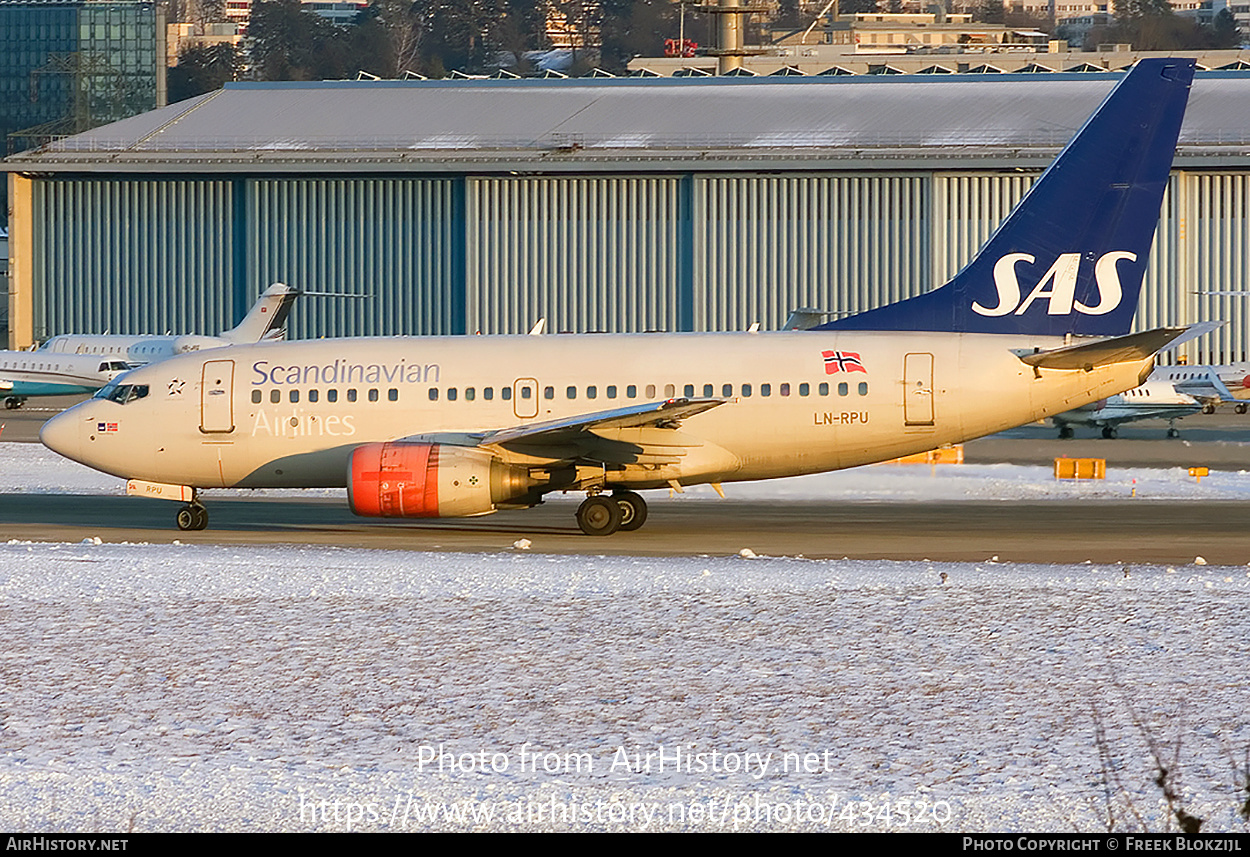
[{"x1": 5, "y1": 71, "x2": 1250, "y2": 362}]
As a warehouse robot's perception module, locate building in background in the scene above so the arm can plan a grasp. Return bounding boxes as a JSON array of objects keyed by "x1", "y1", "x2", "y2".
[
  {"x1": 5, "y1": 72, "x2": 1250, "y2": 365},
  {"x1": 1, "y1": 0, "x2": 166, "y2": 156}
]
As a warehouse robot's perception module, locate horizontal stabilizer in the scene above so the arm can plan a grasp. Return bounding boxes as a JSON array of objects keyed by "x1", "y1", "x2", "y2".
[{"x1": 1016, "y1": 326, "x2": 1203, "y2": 371}]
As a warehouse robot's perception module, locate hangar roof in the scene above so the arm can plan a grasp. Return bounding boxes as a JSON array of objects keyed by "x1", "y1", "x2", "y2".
[{"x1": 7, "y1": 71, "x2": 1250, "y2": 173}]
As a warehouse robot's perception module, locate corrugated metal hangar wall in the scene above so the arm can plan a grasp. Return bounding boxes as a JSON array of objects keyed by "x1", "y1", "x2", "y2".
[{"x1": 7, "y1": 74, "x2": 1250, "y2": 363}]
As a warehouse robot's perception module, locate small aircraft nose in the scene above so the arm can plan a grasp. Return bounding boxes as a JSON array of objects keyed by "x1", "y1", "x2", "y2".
[{"x1": 40, "y1": 409, "x2": 81, "y2": 461}]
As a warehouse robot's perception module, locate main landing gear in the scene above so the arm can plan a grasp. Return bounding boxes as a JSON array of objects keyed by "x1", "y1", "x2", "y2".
[
  {"x1": 576, "y1": 491, "x2": 648, "y2": 536},
  {"x1": 4, "y1": 397, "x2": 25, "y2": 410},
  {"x1": 175, "y1": 498, "x2": 209, "y2": 531}
]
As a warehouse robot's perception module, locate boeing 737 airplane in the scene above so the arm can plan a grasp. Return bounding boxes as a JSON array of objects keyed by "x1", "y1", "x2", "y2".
[
  {"x1": 0, "y1": 283, "x2": 298, "y2": 410},
  {"x1": 36, "y1": 282, "x2": 299, "y2": 366},
  {"x1": 42, "y1": 59, "x2": 1204, "y2": 534}
]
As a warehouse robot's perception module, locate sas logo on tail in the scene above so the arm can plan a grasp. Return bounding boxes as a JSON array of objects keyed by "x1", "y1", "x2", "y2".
[
  {"x1": 822, "y1": 351, "x2": 867, "y2": 375},
  {"x1": 973, "y1": 251, "x2": 1137, "y2": 318}
]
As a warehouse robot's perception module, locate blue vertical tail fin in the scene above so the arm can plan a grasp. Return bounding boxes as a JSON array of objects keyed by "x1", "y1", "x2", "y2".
[{"x1": 817, "y1": 58, "x2": 1195, "y2": 337}]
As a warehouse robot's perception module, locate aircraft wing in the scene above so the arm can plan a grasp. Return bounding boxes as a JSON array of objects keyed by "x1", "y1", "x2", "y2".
[
  {"x1": 396, "y1": 398, "x2": 728, "y2": 465},
  {"x1": 480, "y1": 398, "x2": 725, "y2": 446}
]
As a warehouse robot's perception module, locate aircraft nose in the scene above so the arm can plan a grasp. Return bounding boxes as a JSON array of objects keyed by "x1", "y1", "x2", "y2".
[{"x1": 40, "y1": 409, "x2": 82, "y2": 462}]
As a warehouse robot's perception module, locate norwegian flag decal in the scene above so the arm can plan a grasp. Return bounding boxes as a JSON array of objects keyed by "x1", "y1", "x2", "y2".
[{"x1": 822, "y1": 350, "x2": 867, "y2": 375}]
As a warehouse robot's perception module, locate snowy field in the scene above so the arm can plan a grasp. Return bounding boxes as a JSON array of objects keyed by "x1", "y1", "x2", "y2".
[
  {"x1": 0, "y1": 543, "x2": 1248, "y2": 833},
  {"x1": 6, "y1": 441, "x2": 1250, "y2": 504},
  {"x1": 3, "y1": 444, "x2": 1250, "y2": 832}
]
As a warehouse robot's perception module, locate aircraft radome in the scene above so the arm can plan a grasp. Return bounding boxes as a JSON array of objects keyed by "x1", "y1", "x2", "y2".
[{"x1": 42, "y1": 59, "x2": 1206, "y2": 535}]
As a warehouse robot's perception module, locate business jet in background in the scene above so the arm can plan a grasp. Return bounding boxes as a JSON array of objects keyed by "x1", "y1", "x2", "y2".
[
  {"x1": 1051, "y1": 379, "x2": 1204, "y2": 439},
  {"x1": 37, "y1": 282, "x2": 300, "y2": 366},
  {"x1": 42, "y1": 59, "x2": 1206, "y2": 534},
  {"x1": 1153, "y1": 362, "x2": 1250, "y2": 414},
  {"x1": 0, "y1": 283, "x2": 297, "y2": 410},
  {"x1": 1, "y1": 353, "x2": 131, "y2": 409},
  {"x1": 1050, "y1": 362, "x2": 1248, "y2": 439}
]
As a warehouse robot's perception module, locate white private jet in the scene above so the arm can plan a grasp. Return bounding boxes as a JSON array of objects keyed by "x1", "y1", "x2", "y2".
[
  {"x1": 0, "y1": 353, "x2": 132, "y2": 408},
  {"x1": 1051, "y1": 362, "x2": 1248, "y2": 438},
  {"x1": 42, "y1": 59, "x2": 1206, "y2": 534},
  {"x1": 1051, "y1": 379, "x2": 1205, "y2": 439},
  {"x1": 36, "y1": 282, "x2": 299, "y2": 366},
  {"x1": 0, "y1": 283, "x2": 298, "y2": 410},
  {"x1": 1154, "y1": 363, "x2": 1250, "y2": 413}
]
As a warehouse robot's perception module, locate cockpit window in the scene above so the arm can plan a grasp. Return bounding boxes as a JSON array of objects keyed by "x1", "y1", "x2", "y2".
[{"x1": 93, "y1": 383, "x2": 149, "y2": 404}]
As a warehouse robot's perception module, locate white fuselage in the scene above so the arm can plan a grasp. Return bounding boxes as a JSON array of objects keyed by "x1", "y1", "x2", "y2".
[
  {"x1": 42, "y1": 330, "x2": 1152, "y2": 493},
  {"x1": 38, "y1": 333, "x2": 233, "y2": 366},
  {"x1": 0, "y1": 352, "x2": 130, "y2": 398},
  {"x1": 1054, "y1": 378, "x2": 1201, "y2": 427}
]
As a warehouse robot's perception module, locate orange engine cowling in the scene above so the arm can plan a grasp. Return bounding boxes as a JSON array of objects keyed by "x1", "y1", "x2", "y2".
[{"x1": 347, "y1": 442, "x2": 534, "y2": 518}]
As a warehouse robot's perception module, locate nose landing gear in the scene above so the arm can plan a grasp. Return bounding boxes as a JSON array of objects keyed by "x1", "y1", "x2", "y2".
[{"x1": 175, "y1": 501, "x2": 209, "y2": 531}]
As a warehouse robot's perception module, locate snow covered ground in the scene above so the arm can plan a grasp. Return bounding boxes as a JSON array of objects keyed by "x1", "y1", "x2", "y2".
[
  {"x1": 5, "y1": 441, "x2": 1250, "y2": 503},
  {"x1": 2, "y1": 545, "x2": 1249, "y2": 832},
  {"x1": 2, "y1": 444, "x2": 1250, "y2": 832}
]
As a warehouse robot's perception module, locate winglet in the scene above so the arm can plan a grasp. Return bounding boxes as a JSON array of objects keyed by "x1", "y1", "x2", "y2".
[{"x1": 818, "y1": 59, "x2": 1195, "y2": 337}]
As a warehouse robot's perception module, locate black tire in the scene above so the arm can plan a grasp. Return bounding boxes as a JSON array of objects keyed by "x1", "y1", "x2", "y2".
[
  {"x1": 1237, "y1": 404, "x2": 1247, "y2": 415},
  {"x1": 1057, "y1": 425, "x2": 1073, "y2": 440},
  {"x1": 577, "y1": 496, "x2": 622, "y2": 536},
  {"x1": 176, "y1": 504, "x2": 209, "y2": 531},
  {"x1": 613, "y1": 491, "x2": 648, "y2": 532},
  {"x1": 1101, "y1": 426, "x2": 1118, "y2": 439}
]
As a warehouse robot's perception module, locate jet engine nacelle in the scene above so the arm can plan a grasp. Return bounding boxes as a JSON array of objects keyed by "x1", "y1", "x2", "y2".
[{"x1": 347, "y1": 441, "x2": 535, "y2": 518}]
